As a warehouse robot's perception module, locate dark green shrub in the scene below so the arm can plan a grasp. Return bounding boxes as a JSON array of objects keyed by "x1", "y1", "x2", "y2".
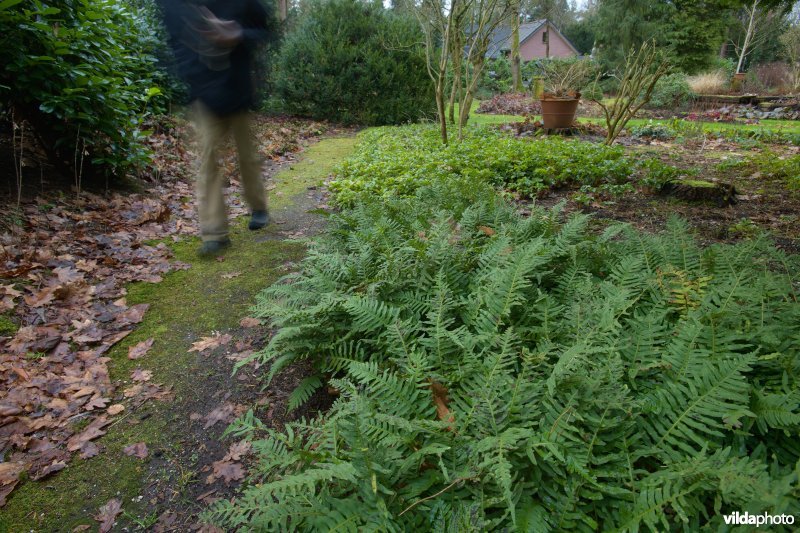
[
  {"x1": 477, "y1": 57, "x2": 512, "y2": 98},
  {"x1": 630, "y1": 121, "x2": 676, "y2": 140},
  {"x1": 272, "y1": 0, "x2": 434, "y2": 125},
  {"x1": 1, "y1": 0, "x2": 171, "y2": 178},
  {"x1": 647, "y1": 72, "x2": 695, "y2": 110}
]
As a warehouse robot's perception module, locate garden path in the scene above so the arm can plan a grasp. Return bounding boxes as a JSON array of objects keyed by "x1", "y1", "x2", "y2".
[{"x1": 0, "y1": 123, "x2": 357, "y2": 532}]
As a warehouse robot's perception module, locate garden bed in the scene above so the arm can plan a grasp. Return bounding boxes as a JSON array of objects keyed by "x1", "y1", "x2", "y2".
[{"x1": 207, "y1": 123, "x2": 800, "y2": 530}]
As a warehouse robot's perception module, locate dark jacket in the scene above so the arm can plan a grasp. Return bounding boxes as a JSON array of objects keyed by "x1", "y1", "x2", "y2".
[{"x1": 158, "y1": 0, "x2": 270, "y2": 116}]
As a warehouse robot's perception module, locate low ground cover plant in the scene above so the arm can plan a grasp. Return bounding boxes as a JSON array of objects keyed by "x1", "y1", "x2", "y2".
[
  {"x1": 210, "y1": 179, "x2": 800, "y2": 531},
  {"x1": 719, "y1": 151, "x2": 800, "y2": 190},
  {"x1": 329, "y1": 125, "x2": 634, "y2": 205}
]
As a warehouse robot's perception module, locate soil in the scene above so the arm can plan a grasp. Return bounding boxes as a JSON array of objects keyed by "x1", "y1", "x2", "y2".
[
  {"x1": 531, "y1": 135, "x2": 800, "y2": 253},
  {"x1": 133, "y1": 179, "x2": 337, "y2": 532}
]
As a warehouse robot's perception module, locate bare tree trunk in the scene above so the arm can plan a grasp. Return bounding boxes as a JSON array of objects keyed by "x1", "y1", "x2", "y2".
[
  {"x1": 278, "y1": 0, "x2": 287, "y2": 21},
  {"x1": 437, "y1": 80, "x2": 448, "y2": 144},
  {"x1": 545, "y1": 20, "x2": 550, "y2": 58},
  {"x1": 737, "y1": 0, "x2": 759, "y2": 74},
  {"x1": 511, "y1": 7, "x2": 522, "y2": 92},
  {"x1": 448, "y1": 32, "x2": 464, "y2": 124},
  {"x1": 458, "y1": 57, "x2": 485, "y2": 139},
  {"x1": 448, "y1": 64, "x2": 461, "y2": 124}
]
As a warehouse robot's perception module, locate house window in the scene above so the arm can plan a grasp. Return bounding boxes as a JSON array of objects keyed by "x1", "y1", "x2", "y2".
[{"x1": 542, "y1": 30, "x2": 548, "y2": 43}]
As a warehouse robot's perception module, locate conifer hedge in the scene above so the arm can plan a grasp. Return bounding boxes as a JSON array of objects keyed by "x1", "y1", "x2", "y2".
[{"x1": 272, "y1": 0, "x2": 434, "y2": 125}]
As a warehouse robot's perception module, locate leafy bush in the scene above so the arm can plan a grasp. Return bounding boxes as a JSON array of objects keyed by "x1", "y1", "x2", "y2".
[
  {"x1": 209, "y1": 180, "x2": 800, "y2": 531},
  {"x1": 647, "y1": 72, "x2": 695, "y2": 109},
  {"x1": 476, "y1": 58, "x2": 544, "y2": 98},
  {"x1": 630, "y1": 120, "x2": 676, "y2": 141},
  {"x1": 1, "y1": 0, "x2": 171, "y2": 177},
  {"x1": 272, "y1": 0, "x2": 434, "y2": 125},
  {"x1": 636, "y1": 158, "x2": 687, "y2": 189},
  {"x1": 477, "y1": 57, "x2": 513, "y2": 97},
  {"x1": 329, "y1": 125, "x2": 634, "y2": 205}
]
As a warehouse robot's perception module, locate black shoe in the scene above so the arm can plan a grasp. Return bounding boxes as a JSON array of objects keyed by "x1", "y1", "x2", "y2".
[
  {"x1": 248, "y1": 210, "x2": 270, "y2": 230},
  {"x1": 199, "y1": 238, "x2": 231, "y2": 256}
]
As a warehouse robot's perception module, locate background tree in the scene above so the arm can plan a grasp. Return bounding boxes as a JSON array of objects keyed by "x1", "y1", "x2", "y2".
[
  {"x1": 273, "y1": 0, "x2": 433, "y2": 126},
  {"x1": 456, "y1": 0, "x2": 514, "y2": 137},
  {"x1": 780, "y1": 10, "x2": 800, "y2": 91},
  {"x1": 727, "y1": 0, "x2": 793, "y2": 72}
]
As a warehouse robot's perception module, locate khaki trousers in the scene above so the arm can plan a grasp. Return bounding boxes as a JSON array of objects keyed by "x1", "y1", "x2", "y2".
[{"x1": 193, "y1": 102, "x2": 267, "y2": 242}]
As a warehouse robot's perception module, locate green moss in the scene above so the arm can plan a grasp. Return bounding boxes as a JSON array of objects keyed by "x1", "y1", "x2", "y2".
[
  {"x1": 0, "y1": 314, "x2": 18, "y2": 337},
  {"x1": 680, "y1": 179, "x2": 718, "y2": 188},
  {"x1": 0, "y1": 135, "x2": 358, "y2": 532}
]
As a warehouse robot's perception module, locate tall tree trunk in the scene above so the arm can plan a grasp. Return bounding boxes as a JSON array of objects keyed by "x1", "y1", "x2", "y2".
[
  {"x1": 448, "y1": 65, "x2": 461, "y2": 124},
  {"x1": 448, "y1": 34, "x2": 463, "y2": 125},
  {"x1": 437, "y1": 80, "x2": 448, "y2": 144},
  {"x1": 737, "y1": 0, "x2": 759, "y2": 74},
  {"x1": 511, "y1": 8, "x2": 522, "y2": 92},
  {"x1": 545, "y1": 20, "x2": 550, "y2": 58},
  {"x1": 278, "y1": 0, "x2": 287, "y2": 21},
  {"x1": 458, "y1": 57, "x2": 485, "y2": 139}
]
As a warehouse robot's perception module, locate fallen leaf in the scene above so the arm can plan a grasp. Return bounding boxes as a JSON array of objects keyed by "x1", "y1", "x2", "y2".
[
  {"x1": 478, "y1": 225, "x2": 496, "y2": 236},
  {"x1": 128, "y1": 338, "x2": 154, "y2": 359},
  {"x1": 67, "y1": 415, "x2": 111, "y2": 451},
  {"x1": 203, "y1": 403, "x2": 237, "y2": 429},
  {"x1": 196, "y1": 488, "x2": 218, "y2": 504},
  {"x1": 221, "y1": 271, "x2": 241, "y2": 279},
  {"x1": 94, "y1": 498, "x2": 122, "y2": 533},
  {"x1": 225, "y1": 350, "x2": 253, "y2": 363},
  {"x1": 107, "y1": 404, "x2": 125, "y2": 416},
  {"x1": 72, "y1": 525, "x2": 91, "y2": 532},
  {"x1": 154, "y1": 510, "x2": 178, "y2": 533},
  {"x1": 123, "y1": 384, "x2": 143, "y2": 398},
  {"x1": 0, "y1": 462, "x2": 27, "y2": 506},
  {"x1": 239, "y1": 317, "x2": 260, "y2": 328},
  {"x1": 115, "y1": 303, "x2": 149, "y2": 326},
  {"x1": 131, "y1": 369, "x2": 153, "y2": 382},
  {"x1": 206, "y1": 460, "x2": 245, "y2": 485},
  {"x1": 223, "y1": 440, "x2": 252, "y2": 461},
  {"x1": 123, "y1": 442, "x2": 149, "y2": 459},
  {"x1": 23, "y1": 286, "x2": 58, "y2": 307},
  {"x1": 189, "y1": 333, "x2": 232, "y2": 353},
  {"x1": 83, "y1": 396, "x2": 111, "y2": 411},
  {"x1": 79, "y1": 441, "x2": 101, "y2": 459},
  {"x1": 430, "y1": 380, "x2": 455, "y2": 431}
]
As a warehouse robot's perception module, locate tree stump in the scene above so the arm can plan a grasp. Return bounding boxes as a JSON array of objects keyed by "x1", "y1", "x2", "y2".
[{"x1": 660, "y1": 179, "x2": 738, "y2": 207}]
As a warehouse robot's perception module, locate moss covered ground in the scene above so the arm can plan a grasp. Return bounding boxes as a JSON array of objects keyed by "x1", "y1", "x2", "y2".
[{"x1": 0, "y1": 135, "x2": 357, "y2": 532}]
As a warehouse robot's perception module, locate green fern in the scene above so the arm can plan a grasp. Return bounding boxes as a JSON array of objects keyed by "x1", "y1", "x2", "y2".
[{"x1": 208, "y1": 173, "x2": 800, "y2": 531}]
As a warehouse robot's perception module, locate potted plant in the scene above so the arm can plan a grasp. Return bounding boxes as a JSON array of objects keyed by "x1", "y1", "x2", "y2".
[{"x1": 538, "y1": 58, "x2": 595, "y2": 129}]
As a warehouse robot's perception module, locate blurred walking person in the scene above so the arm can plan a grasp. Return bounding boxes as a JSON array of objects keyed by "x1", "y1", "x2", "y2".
[{"x1": 158, "y1": 0, "x2": 274, "y2": 255}]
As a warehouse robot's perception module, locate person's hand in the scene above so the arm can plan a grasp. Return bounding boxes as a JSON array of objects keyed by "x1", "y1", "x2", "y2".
[{"x1": 198, "y1": 7, "x2": 243, "y2": 48}]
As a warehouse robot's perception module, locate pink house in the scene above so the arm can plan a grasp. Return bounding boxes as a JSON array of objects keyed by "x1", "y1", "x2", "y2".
[{"x1": 487, "y1": 20, "x2": 579, "y2": 61}]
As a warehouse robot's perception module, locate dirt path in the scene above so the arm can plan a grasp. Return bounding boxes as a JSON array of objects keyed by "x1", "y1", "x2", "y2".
[{"x1": 1, "y1": 134, "x2": 358, "y2": 532}]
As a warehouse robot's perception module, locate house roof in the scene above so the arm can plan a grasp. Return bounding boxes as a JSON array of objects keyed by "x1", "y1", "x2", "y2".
[{"x1": 486, "y1": 19, "x2": 580, "y2": 58}]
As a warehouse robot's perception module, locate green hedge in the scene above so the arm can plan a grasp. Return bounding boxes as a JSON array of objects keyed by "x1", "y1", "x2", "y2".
[{"x1": 272, "y1": 0, "x2": 434, "y2": 125}]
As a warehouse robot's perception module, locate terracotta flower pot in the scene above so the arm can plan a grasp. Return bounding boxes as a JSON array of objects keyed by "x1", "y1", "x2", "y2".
[{"x1": 539, "y1": 93, "x2": 580, "y2": 129}]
